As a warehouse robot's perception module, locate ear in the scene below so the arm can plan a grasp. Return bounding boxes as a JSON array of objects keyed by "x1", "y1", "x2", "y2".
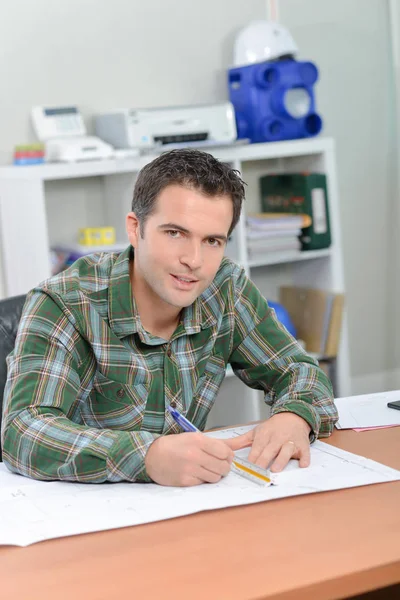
[{"x1": 126, "y1": 212, "x2": 141, "y2": 248}]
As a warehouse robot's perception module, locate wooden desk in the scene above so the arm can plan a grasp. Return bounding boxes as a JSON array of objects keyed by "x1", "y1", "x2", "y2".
[{"x1": 0, "y1": 427, "x2": 399, "y2": 600}]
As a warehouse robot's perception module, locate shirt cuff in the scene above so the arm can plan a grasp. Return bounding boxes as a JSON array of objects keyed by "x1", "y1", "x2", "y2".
[{"x1": 107, "y1": 430, "x2": 161, "y2": 482}]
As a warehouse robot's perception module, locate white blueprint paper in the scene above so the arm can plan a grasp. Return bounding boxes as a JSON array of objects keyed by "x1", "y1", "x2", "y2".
[
  {"x1": 335, "y1": 390, "x2": 400, "y2": 429},
  {"x1": 0, "y1": 424, "x2": 399, "y2": 547}
]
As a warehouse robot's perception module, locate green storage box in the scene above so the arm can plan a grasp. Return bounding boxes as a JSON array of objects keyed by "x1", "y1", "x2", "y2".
[{"x1": 260, "y1": 173, "x2": 332, "y2": 251}]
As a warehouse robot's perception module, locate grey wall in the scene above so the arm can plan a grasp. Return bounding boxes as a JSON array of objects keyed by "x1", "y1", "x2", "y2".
[
  {"x1": 0, "y1": 0, "x2": 266, "y2": 161},
  {"x1": 279, "y1": 0, "x2": 394, "y2": 390}
]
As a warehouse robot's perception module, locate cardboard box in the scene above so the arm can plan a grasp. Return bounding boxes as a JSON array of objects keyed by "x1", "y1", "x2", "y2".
[{"x1": 279, "y1": 286, "x2": 344, "y2": 357}]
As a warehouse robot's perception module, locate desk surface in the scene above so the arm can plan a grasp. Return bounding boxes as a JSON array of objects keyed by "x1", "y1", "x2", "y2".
[{"x1": 0, "y1": 427, "x2": 399, "y2": 600}]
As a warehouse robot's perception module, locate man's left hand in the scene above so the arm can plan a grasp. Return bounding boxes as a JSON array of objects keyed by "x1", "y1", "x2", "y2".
[{"x1": 225, "y1": 413, "x2": 312, "y2": 473}]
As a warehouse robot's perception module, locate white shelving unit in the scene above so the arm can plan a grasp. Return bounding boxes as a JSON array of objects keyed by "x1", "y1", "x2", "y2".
[{"x1": 0, "y1": 137, "x2": 351, "y2": 426}]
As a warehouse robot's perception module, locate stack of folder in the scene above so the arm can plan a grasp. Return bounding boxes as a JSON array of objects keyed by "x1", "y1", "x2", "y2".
[
  {"x1": 279, "y1": 286, "x2": 344, "y2": 357},
  {"x1": 246, "y1": 213, "x2": 312, "y2": 260}
]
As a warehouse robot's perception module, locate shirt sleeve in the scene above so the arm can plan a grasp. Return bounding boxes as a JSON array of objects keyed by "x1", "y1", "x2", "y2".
[
  {"x1": 1, "y1": 291, "x2": 158, "y2": 483},
  {"x1": 229, "y1": 268, "x2": 338, "y2": 439}
]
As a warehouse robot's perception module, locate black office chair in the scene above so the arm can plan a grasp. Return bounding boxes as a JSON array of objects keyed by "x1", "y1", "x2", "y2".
[{"x1": 0, "y1": 294, "x2": 27, "y2": 460}]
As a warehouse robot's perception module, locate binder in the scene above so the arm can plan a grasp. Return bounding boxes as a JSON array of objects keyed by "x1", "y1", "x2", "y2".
[{"x1": 260, "y1": 173, "x2": 332, "y2": 251}]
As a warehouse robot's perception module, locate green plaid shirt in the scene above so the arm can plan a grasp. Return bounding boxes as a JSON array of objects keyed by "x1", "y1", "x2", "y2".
[{"x1": 1, "y1": 246, "x2": 337, "y2": 483}]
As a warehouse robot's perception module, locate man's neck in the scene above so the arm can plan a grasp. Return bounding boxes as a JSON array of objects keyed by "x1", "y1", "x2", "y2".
[
  {"x1": 139, "y1": 305, "x2": 180, "y2": 340},
  {"x1": 130, "y1": 259, "x2": 181, "y2": 340}
]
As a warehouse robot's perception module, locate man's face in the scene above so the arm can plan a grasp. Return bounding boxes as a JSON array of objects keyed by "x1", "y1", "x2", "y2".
[{"x1": 127, "y1": 184, "x2": 234, "y2": 309}]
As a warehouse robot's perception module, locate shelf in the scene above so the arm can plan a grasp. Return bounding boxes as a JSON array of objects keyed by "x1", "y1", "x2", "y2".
[
  {"x1": 0, "y1": 137, "x2": 334, "y2": 182},
  {"x1": 248, "y1": 248, "x2": 332, "y2": 268},
  {"x1": 0, "y1": 134, "x2": 351, "y2": 400},
  {"x1": 308, "y1": 352, "x2": 336, "y2": 362},
  {"x1": 53, "y1": 242, "x2": 127, "y2": 254},
  {"x1": 214, "y1": 137, "x2": 334, "y2": 163},
  {"x1": 0, "y1": 156, "x2": 147, "y2": 181},
  {"x1": 224, "y1": 352, "x2": 335, "y2": 379}
]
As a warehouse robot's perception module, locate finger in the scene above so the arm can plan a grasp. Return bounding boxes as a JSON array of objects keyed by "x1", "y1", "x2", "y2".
[
  {"x1": 201, "y1": 453, "x2": 232, "y2": 477},
  {"x1": 202, "y1": 437, "x2": 234, "y2": 462},
  {"x1": 247, "y1": 433, "x2": 272, "y2": 464},
  {"x1": 270, "y1": 441, "x2": 297, "y2": 473},
  {"x1": 223, "y1": 431, "x2": 253, "y2": 451},
  {"x1": 250, "y1": 443, "x2": 281, "y2": 470},
  {"x1": 298, "y1": 442, "x2": 311, "y2": 468},
  {"x1": 182, "y1": 475, "x2": 204, "y2": 487},
  {"x1": 195, "y1": 466, "x2": 223, "y2": 484}
]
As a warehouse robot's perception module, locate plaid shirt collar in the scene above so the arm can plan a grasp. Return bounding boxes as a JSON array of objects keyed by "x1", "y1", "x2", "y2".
[{"x1": 108, "y1": 246, "x2": 217, "y2": 340}]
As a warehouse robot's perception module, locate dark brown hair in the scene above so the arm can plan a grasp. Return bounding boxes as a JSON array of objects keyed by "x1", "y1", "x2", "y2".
[{"x1": 132, "y1": 148, "x2": 246, "y2": 236}]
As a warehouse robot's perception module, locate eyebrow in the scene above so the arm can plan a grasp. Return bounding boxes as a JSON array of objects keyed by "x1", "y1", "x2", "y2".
[{"x1": 158, "y1": 222, "x2": 228, "y2": 243}]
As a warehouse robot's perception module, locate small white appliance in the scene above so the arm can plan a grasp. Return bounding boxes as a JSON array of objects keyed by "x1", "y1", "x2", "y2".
[
  {"x1": 94, "y1": 102, "x2": 237, "y2": 150},
  {"x1": 31, "y1": 105, "x2": 115, "y2": 162},
  {"x1": 233, "y1": 20, "x2": 298, "y2": 67}
]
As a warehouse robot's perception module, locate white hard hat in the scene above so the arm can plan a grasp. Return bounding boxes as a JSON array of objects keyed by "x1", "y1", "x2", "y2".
[{"x1": 233, "y1": 20, "x2": 298, "y2": 67}]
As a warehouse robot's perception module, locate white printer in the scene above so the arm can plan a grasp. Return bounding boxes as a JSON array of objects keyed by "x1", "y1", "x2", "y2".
[{"x1": 95, "y1": 103, "x2": 237, "y2": 150}]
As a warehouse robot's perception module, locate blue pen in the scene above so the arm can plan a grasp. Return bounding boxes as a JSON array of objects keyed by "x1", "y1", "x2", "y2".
[
  {"x1": 167, "y1": 405, "x2": 271, "y2": 485},
  {"x1": 167, "y1": 405, "x2": 199, "y2": 433}
]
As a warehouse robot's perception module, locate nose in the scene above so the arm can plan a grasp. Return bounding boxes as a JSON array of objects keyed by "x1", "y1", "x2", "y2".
[{"x1": 180, "y1": 240, "x2": 203, "y2": 271}]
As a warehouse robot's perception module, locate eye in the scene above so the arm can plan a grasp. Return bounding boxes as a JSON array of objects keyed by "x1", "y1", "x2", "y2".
[
  {"x1": 166, "y1": 229, "x2": 181, "y2": 238},
  {"x1": 207, "y1": 238, "x2": 221, "y2": 247}
]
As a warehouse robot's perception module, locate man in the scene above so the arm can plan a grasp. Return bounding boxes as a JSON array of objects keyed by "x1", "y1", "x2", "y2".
[{"x1": 1, "y1": 149, "x2": 337, "y2": 486}]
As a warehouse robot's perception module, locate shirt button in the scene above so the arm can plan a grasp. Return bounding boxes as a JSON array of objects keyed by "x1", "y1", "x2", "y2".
[
  {"x1": 170, "y1": 401, "x2": 176, "y2": 408},
  {"x1": 167, "y1": 347, "x2": 172, "y2": 357},
  {"x1": 116, "y1": 388, "x2": 125, "y2": 399}
]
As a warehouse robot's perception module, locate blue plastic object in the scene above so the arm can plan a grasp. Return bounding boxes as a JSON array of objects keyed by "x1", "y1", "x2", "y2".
[
  {"x1": 228, "y1": 58, "x2": 322, "y2": 143},
  {"x1": 267, "y1": 300, "x2": 297, "y2": 338}
]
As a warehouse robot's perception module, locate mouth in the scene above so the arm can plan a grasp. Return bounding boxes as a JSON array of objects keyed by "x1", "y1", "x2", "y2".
[{"x1": 171, "y1": 274, "x2": 199, "y2": 290}]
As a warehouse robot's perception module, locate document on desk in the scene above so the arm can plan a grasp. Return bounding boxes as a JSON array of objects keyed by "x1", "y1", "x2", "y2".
[
  {"x1": 1, "y1": 424, "x2": 399, "y2": 547},
  {"x1": 335, "y1": 390, "x2": 400, "y2": 429}
]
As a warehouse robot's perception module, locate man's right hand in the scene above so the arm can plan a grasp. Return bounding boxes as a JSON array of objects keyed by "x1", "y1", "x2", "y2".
[{"x1": 145, "y1": 432, "x2": 234, "y2": 487}]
